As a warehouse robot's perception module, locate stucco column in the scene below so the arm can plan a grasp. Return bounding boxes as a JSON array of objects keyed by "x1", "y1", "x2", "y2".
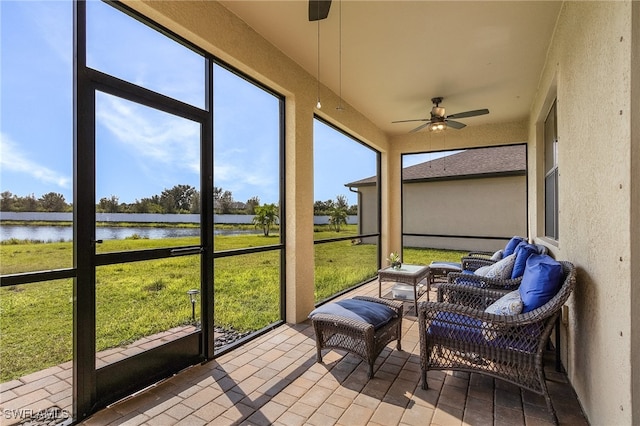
[
  {"x1": 285, "y1": 98, "x2": 316, "y2": 323},
  {"x1": 382, "y1": 147, "x2": 403, "y2": 260}
]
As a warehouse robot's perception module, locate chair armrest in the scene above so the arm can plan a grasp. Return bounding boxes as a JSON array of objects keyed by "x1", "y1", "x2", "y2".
[
  {"x1": 446, "y1": 272, "x2": 522, "y2": 290},
  {"x1": 437, "y1": 282, "x2": 510, "y2": 309},
  {"x1": 461, "y1": 257, "x2": 496, "y2": 271},
  {"x1": 465, "y1": 250, "x2": 494, "y2": 258}
]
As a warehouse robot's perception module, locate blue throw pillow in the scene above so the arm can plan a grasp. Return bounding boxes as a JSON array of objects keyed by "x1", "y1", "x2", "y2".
[
  {"x1": 511, "y1": 243, "x2": 539, "y2": 279},
  {"x1": 474, "y1": 253, "x2": 516, "y2": 280},
  {"x1": 490, "y1": 250, "x2": 503, "y2": 261},
  {"x1": 485, "y1": 290, "x2": 523, "y2": 316},
  {"x1": 503, "y1": 236, "x2": 526, "y2": 257},
  {"x1": 518, "y1": 255, "x2": 563, "y2": 313},
  {"x1": 308, "y1": 299, "x2": 397, "y2": 329}
]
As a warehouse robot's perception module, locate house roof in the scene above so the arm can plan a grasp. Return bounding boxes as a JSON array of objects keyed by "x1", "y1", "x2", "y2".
[{"x1": 346, "y1": 144, "x2": 526, "y2": 187}]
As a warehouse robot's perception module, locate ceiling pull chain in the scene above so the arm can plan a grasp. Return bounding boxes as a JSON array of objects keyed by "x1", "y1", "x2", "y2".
[
  {"x1": 336, "y1": 0, "x2": 344, "y2": 111},
  {"x1": 316, "y1": 6, "x2": 322, "y2": 109}
]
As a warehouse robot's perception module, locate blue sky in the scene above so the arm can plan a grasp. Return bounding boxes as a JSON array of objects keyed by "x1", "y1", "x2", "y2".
[
  {"x1": 1, "y1": 1, "x2": 73, "y2": 201},
  {"x1": 1, "y1": 1, "x2": 444, "y2": 209}
]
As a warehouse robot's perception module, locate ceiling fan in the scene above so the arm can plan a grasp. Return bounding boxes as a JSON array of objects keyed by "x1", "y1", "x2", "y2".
[
  {"x1": 309, "y1": 0, "x2": 332, "y2": 21},
  {"x1": 393, "y1": 97, "x2": 490, "y2": 133}
]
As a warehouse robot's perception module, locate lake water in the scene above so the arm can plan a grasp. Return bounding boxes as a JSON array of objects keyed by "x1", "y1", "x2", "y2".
[{"x1": 0, "y1": 225, "x2": 262, "y2": 242}]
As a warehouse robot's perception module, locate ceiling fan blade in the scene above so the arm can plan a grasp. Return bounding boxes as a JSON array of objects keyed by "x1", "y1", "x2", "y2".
[
  {"x1": 446, "y1": 108, "x2": 489, "y2": 119},
  {"x1": 392, "y1": 119, "x2": 429, "y2": 124},
  {"x1": 409, "y1": 122, "x2": 432, "y2": 133},
  {"x1": 309, "y1": 0, "x2": 332, "y2": 21},
  {"x1": 446, "y1": 120, "x2": 467, "y2": 129}
]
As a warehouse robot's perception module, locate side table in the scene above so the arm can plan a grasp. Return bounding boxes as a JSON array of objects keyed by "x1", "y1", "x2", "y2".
[{"x1": 378, "y1": 264, "x2": 431, "y2": 315}]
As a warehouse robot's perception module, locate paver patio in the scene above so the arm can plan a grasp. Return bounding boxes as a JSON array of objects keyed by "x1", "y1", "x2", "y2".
[{"x1": 0, "y1": 279, "x2": 588, "y2": 425}]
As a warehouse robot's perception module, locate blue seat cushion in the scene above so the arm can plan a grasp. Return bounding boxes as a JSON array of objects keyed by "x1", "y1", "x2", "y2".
[
  {"x1": 519, "y1": 254, "x2": 563, "y2": 313},
  {"x1": 427, "y1": 312, "x2": 486, "y2": 344},
  {"x1": 429, "y1": 262, "x2": 462, "y2": 271},
  {"x1": 308, "y1": 299, "x2": 397, "y2": 329},
  {"x1": 454, "y1": 276, "x2": 482, "y2": 287},
  {"x1": 428, "y1": 312, "x2": 538, "y2": 353},
  {"x1": 503, "y1": 236, "x2": 526, "y2": 257},
  {"x1": 511, "y1": 243, "x2": 539, "y2": 279}
]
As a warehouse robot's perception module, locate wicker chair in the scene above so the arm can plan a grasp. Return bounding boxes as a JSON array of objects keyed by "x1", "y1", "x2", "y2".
[
  {"x1": 437, "y1": 243, "x2": 551, "y2": 303},
  {"x1": 461, "y1": 243, "x2": 548, "y2": 272},
  {"x1": 418, "y1": 261, "x2": 576, "y2": 425},
  {"x1": 462, "y1": 236, "x2": 528, "y2": 261},
  {"x1": 428, "y1": 238, "x2": 546, "y2": 277},
  {"x1": 310, "y1": 296, "x2": 403, "y2": 379},
  {"x1": 437, "y1": 270, "x2": 523, "y2": 303}
]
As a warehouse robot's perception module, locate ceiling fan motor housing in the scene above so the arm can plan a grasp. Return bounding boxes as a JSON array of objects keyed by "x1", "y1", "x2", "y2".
[{"x1": 432, "y1": 106, "x2": 445, "y2": 117}]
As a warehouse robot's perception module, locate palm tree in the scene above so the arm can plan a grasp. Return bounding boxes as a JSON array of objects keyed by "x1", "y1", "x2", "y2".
[
  {"x1": 328, "y1": 206, "x2": 348, "y2": 232},
  {"x1": 252, "y1": 203, "x2": 278, "y2": 236}
]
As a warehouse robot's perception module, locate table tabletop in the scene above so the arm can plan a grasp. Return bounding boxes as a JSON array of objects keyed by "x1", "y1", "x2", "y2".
[
  {"x1": 377, "y1": 263, "x2": 432, "y2": 308},
  {"x1": 378, "y1": 264, "x2": 430, "y2": 279}
]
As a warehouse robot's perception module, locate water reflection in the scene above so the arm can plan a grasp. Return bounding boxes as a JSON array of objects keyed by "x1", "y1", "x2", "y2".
[{"x1": 0, "y1": 225, "x2": 261, "y2": 242}]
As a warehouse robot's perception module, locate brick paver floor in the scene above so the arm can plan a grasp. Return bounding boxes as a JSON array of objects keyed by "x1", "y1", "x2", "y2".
[{"x1": 0, "y1": 279, "x2": 589, "y2": 425}]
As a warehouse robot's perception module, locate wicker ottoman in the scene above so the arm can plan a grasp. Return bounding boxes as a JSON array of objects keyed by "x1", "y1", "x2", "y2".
[{"x1": 309, "y1": 296, "x2": 403, "y2": 378}]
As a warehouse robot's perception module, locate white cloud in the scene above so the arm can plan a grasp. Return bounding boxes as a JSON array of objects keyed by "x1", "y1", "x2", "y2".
[
  {"x1": 0, "y1": 133, "x2": 71, "y2": 189},
  {"x1": 96, "y1": 95, "x2": 200, "y2": 175},
  {"x1": 213, "y1": 144, "x2": 277, "y2": 201},
  {"x1": 23, "y1": 2, "x2": 73, "y2": 66}
]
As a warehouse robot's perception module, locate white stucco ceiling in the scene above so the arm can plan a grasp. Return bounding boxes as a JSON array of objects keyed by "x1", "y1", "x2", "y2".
[{"x1": 220, "y1": 0, "x2": 562, "y2": 136}]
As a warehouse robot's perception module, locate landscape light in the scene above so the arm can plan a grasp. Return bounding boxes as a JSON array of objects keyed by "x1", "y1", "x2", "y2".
[{"x1": 187, "y1": 289, "x2": 199, "y2": 324}]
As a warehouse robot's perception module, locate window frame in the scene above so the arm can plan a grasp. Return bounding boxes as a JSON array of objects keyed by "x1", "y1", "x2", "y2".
[{"x1": 544, "y1": 100, "x2": 559, "y2": 241}]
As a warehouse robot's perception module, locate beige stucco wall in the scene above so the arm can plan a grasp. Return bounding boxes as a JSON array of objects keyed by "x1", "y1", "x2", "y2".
[
  {"x1": 528, "y1": 2, "x2": 636, "y2": 424},
  {"x1": 123, "y1": 1, "x2": 390, "y2": 323},
  {"x1": 401, "y1": 175, "x2": 527, "y2": 252},
  {"x1": 631, "y1": 2, "x2": 640, "y2": 424},
  {"x1": 353, "y1": 185, "x2": 379, "y2": 244},
  {"x1": 389, "y1": 120, "x2": 530, "y2": 251}
]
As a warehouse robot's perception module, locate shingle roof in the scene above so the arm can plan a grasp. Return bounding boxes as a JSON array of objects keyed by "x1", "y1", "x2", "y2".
[{"x1": 346, "y1": 144, "x2": 526, "y2": 187}]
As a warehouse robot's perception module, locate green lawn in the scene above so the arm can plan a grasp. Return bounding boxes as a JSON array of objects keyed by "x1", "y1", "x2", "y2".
[{"x1": 0, "y1": 230, "x2": 466, "y2": 382}]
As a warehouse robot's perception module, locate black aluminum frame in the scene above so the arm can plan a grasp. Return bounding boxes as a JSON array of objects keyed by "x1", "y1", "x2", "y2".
[
  {"x1": 0, "y1": 1, "x2": 287, "y2": 421},
  {"x1": 311, "y1": 117, "x2": 382, "y2": 305},
  {"x1": 74, "y1": 0, "x2": 213, "y2": 414}
]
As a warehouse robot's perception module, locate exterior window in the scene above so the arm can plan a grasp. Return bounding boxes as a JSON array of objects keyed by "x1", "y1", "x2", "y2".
[
  {"x1": 313, "y1": 118, "x2": 380, "y2": 303},
  {"x1": 544, "y1": 100, "x2": 559, "y2": 240},
  {"x1": 1, "y1": 0, "x2": 74, "y2": 416},
  {"x1": 401, "y1": 145, "x2": 527, "y2": 252},
  {"x1": 212, "y1": 63, "x2": 284, "y2": 349},
  {"x1": 2, "y1": 0, "x2": 286, "y2": 418}
]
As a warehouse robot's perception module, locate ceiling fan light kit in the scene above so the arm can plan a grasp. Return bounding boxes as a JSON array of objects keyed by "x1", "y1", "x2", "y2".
[{"x1": 428, "y1": 120, "x2": 447, "y2": 133}]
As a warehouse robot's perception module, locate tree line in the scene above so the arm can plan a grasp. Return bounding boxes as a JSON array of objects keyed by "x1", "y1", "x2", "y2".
[{"x1": 1, "y1": 186, "x2": 357, "y2": 216}]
